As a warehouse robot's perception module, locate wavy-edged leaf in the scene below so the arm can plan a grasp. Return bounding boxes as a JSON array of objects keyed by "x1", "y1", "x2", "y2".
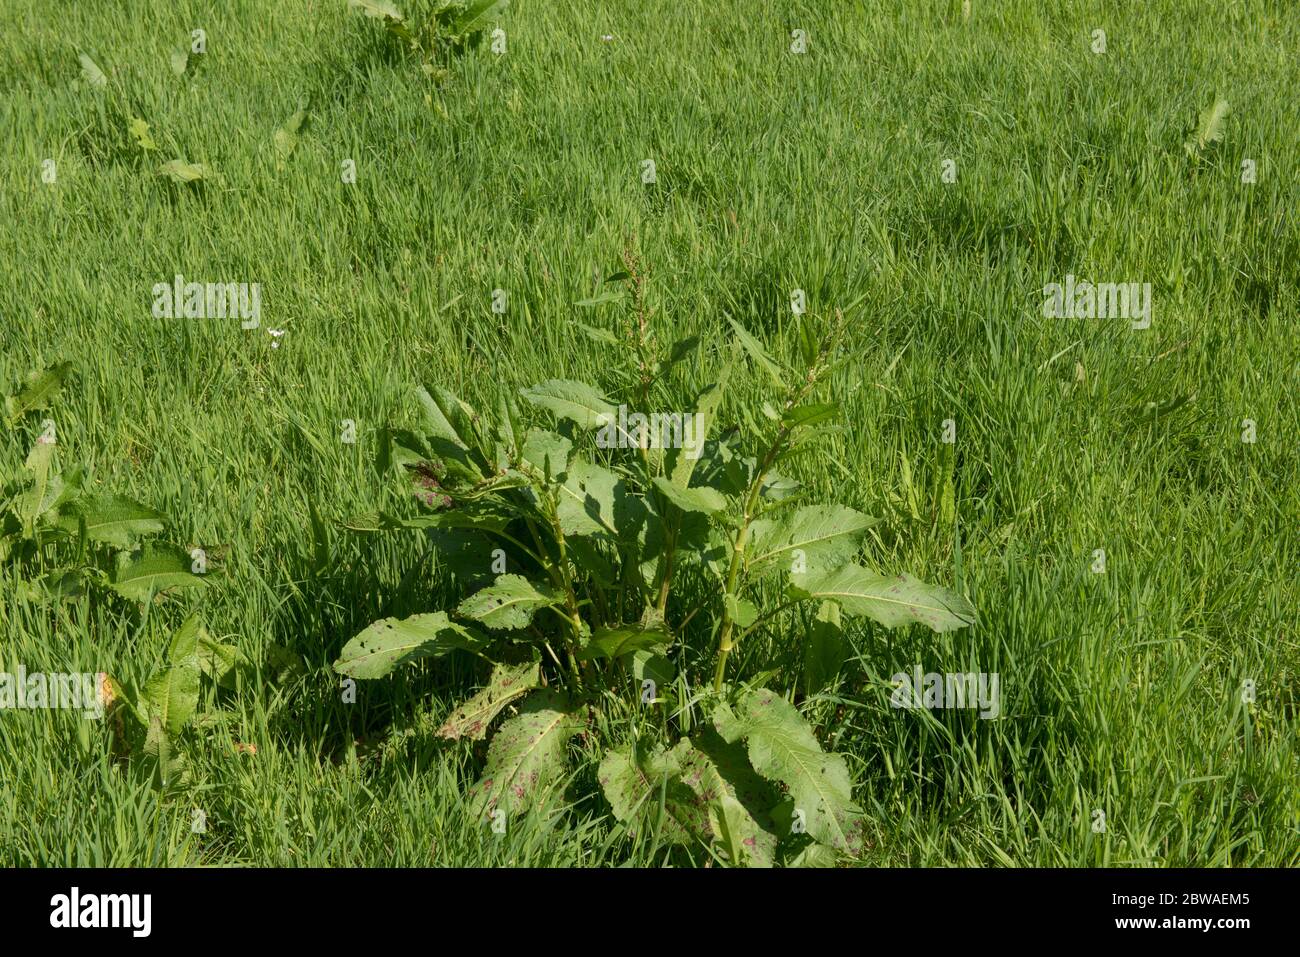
[
  {"x1": 78, "y1": 53, "x2": 107, "y2": 88},
  {"x1": 274, "y1": 98, "x2": 310, "y2": 166},
  {"x1": 5, "y1": 361, "x2": 72, "y2": 422},
  {"x1": 157, "y1": 160, "x2": 208, "y2": 183},
  {"x1": 714, "y1": 688, "x2": 864, "y2": 855},
  {"x1": 688, "y1": 728, "x2": 779, "y2": 867},
  {"x1": 141, "y1": 616, "x2": 202, "y2": 736},
  {"x1": 333, "y1": 611, "x2": 486, "y2": 679},
  {"x1": 520, "y1": 379, "x2": 617, "y2": 430},
  {"x1": 556, "y1": 458, "x2": 632, "y2": 538},
  {"x1": 109, "y1": 545, "x2": 208, "y2": 601},
  {"x1": 748, "y1": 505, "x2": 877, "y2": 578},
  {"x1": 58, "y1": 493, "x2": 165, "y2": 548},
  {"x1": 790, "y1": 566, "x2": 975, "y2": 632},
  {"x1": 438, "y1": 660, "x2": 540, "y2": 740},
  {"x1": 467, "y1": 689, "x2": 582, "y2": 817},
  {"x1": 651, "y1": 476, "x2": 727, "y2": 516},
  {"x1": 456, "y1": 574, "x2": 561, "y2": 630},
  {"x1": 348, "y1": 0, "x2": 404, "y2": 19},
  {"x1": 449, "y1": 0, "x2": 509, "y2": 36},
  {"x1": 577, "y1": 625, "x2": 670, "y2": 661},
  {"x1": 598, "y1": 740, "x2": 709, "y2": 845},
  {"x1": 803, "y1": 600, "x2": 848, "y2": 696},
  {"x1": 667, "y1": 379, "x2": 725, "y2": 490},
  {"x1": 726, "y1": 318, "x2": 785, "y2": 386},
  {"x1": 521, "y1": 429, "x2": 571, "y2": 482},
  {"x1": 1184, "y1": 98, "x2": 1229, "y2": 154}
]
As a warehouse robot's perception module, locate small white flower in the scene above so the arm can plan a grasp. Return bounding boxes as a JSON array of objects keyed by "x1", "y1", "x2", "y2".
[
  {"x1": 601, "y1": 34, "x2": 613, "y2": 41},
  {"x1": 268, "y1": 328, "x2": 286, "y2": 349}
]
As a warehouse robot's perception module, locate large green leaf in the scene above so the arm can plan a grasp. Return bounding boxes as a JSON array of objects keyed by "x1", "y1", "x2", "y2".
[
  {"x1": 600, "y1": 735, "x2": 778, "y2": 866},
  {"x1": 456, "y1": 574, "x2": 561, "y2": 630},
  {"x1": 58, "y1": 493, "x2": 166, "y2": 548},
  {"x1": 449, "y1": 0, "x2": 509, "y2": 35},
  {"x1": 5, "y1": 362, "x2": 72, "y2": 422},
  {"x1": 687, "y1": 728, "x2": 779, "y2": 867},
  {"x1": 651, "y1": 476, "x2": 727, "y2": 516},
  {"x1": 17, "y1": 441, "x2": 58, "y2": 535},
  {"x1": 598, "y1": 740, "x2": 709, "y2": 845},
  {"x1": 467, "y1": 689, "x2": 582, "y2": 817},
  {"x1": 333, "y1": 611, "x2": 486, "y2": 679},
  {"x1": 1185, "y1": 98, "x2": 1229, "y2": 154},
  {"x1": 789, "y1": 566, "x2": 975, "y2": 632},
  {"x1": 714, "y1": 688, "x2": 864, "y2": 855},
  {"x1": 109, "y1": 545, "x2": 208, "y2": 602},
  {"x1": 520, "y1": 379, "x2": 617, "y2": 430},
  {"x1": 414, "y1": 385, "x2": 471, "y2": 449},
  {"x1": 803, "y1": 600, "x2": 849, "y2": 696},
  {"x1": 747, "y1": 505, "x2": 877, "y2": 578},
  {"x1": 577, "y1": 625, "x2": 670, "y2": 661},
  {"x1": 347, "y1": 0, "x2": 404, "y2": 19},
  {"x1": 157, "y1": 160, "x2": 209, "y2": 183},
  {"x1": 521, "y1": 429, "x2": 571, "y2": 482},
  {"x1": 556, "y1": 458, "x2": 629, "y2": 538},
  {"x1": 78, "y1": 53, "x2": 108, "y2": 88},
  {"x1": 141, "y1": 616, "x2": 202, "y2": 736},
  {"x1": 438, "y1": 660, "x2": 540, "y2": 740}
]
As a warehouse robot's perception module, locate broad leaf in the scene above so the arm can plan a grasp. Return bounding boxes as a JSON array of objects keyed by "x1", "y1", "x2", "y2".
[
  {"x1": 667, "y1": 379, "x2": 725, "y2": 490},
  {"x1": 687, "y1": 728, "x2": 779, "y2": 867},
  {"x1": 521, "y1": 429, "x2": 571, "y2": 482},
  {"x1": 577, "y1": 625, "x2": 670, "y2": 661},
  {"x1": 59, "y1": 493, "x2": 165, "y2": 548},
  {"x1": 520, "y1": 379, "x2": 617, "y2": 430},
  {"x1": 1185, "y1": 98, "x2": 1229, "y2": 154},
  {"x1": 157, "y1": 160, "x2": 209, "y2": 183},
  {"x1": 142, "y1": 616, "x2": 202, "y2": 736},
  {"x1": 714, "y1": 688, "x2": 864, "y2": 855},
  {"x1": 803, "y1": 600, "x2": 849, "y2": 696},
  {"x1": 449, "y1": 0, "x2": 509, "y2": 36},
  {"x1": 438, "y1": 660, "x2": 540, "y2": 740},
  {"x1": 348, "y1": 0, "x2": 404, "y2": 19},
  {"x1": 598, "y1": 740, "x2": 709, "y2": 845},
  {"x1": 78, "y1": 53, "x2": 108, "y2": 88},
  {"x1": 333, "y1": 611, "x2": 486, "y2": 679},
  {"x1": 109, "y1": 545, "x2": 208, "y2": 601},
  {"x1": 557, "y1": 458, "x2": 631, "y2": 538},
  {"x1": 747, "y1": 505, "x2": 877, "y2": 578},
  {"x1": 789, "y1": 566, "x2": 975, "y2": 632},
  {"x1": 456, "y1": 574, "x2": 561, "y2": 630},
  {"x1": 726, "y1": 318, "x2": 785, "y2": 386},
  {"x1": 651, "y1": 476, "x2": 727, "y2": 516},
  {"x1": 5, "y1": 361, "x2": 72, "y2": 422},
  {"x1": 467, "y1": 689, "x2": 582, "y2": 817}
]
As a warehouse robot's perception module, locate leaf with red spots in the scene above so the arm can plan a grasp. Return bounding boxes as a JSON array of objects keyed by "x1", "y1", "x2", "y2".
[
  {"x1": 438, "y1": 660, "x2": 541, "y2": 741},
  {"x1": 467, "y1": 690, "x2": 582, "y2": 818}
]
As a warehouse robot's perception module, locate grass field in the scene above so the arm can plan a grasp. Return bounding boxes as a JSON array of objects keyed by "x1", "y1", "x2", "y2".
[{"x1": 1, "y1": 0, "x2": 1296, "y2": 867}]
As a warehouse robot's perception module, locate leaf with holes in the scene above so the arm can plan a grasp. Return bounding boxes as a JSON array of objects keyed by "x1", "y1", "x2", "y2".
[
  {"x1": 439, "y1": 660, "x2": 541, "y2": 740},
  {"x1": 457, "y1": 574, "x2": 562, "y2": 630}
]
